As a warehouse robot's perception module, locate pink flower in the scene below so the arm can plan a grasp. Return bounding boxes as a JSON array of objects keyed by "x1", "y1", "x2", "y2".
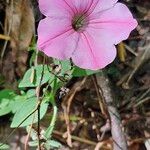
[{"x1": 37, "y1": 0, "x2": 137, "y2": 70}]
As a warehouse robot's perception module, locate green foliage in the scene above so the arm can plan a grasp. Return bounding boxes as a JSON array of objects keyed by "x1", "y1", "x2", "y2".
[
  {"x1": 54, "y1": 59, "x2": 100, "y2": 77},
  {"x1": 10, "y1": 90, "x2": 34, "y2": 114},
  {"x1": 0, "y1": 143, "x2": 10, "y2": 150},
  {"x1": 72, "y1": 66, "x2": 100, "y2": 77},
  {"x1": 0, "y1": 104, "x2": 11, "y2": 117},
  {"x1": 44, "y1": 78, "x2": 58, "y2": 140},
  {"x1": 11, "y1": 97, "x2": 48, "y2": 127},
  {"x1": 45, "y1": 140, "x2": 61, "y2": 149},
  {"x1": 0, "y1": 89, "x2": 15, "y2": 99},
  {"x1": 58, "y1": 60, "x2": 72, "y2": 75},
  {"x1": 19, "y1": 65, "x2": 54, "y2": 88},
  {"x1": 44, "y1": 105, "x2": 57, "y2": 139},
  {"x1": 0, "y1": 90, "x2": 16, "y2": 116},
  {"x1": 29, "y1": 139, "x2": 61, "y2": 149},
  {"x1": 0, "y1": 57, "x2": 102, "y2": 149},
  {"x1": 0, "y1": 89, "x2": 37, "y2": 117}
]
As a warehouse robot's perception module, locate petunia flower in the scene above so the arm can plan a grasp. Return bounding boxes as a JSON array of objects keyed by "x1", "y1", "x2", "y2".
[{"x1": 37, "y1": 0, "x2": 137, "y2": 70}]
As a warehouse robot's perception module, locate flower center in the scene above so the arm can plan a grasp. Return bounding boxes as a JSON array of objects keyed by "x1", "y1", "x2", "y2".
[{"x1": 72, "y1": 14, "x2": 88, "y2": 32}]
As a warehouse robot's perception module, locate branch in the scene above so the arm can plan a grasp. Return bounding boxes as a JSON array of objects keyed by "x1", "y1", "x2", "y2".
[{"x1": 96, "y1": 72, "x2": 127, "y2": 150}]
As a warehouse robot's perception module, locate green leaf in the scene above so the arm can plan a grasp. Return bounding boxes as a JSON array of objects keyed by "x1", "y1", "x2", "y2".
[
  {"x1": 0, "y1": 99, "x2": 9, "y2": 107},
  {"x1": 0, "y1": 143, "x2": 10, "y2": 149},
  {"x1": 0, "y1": 90, "x2": 16, "y2": 116},
  {"x1": 29, "y1": 140, "x2": 62, "y2": 149},
  {"x1": 45, "y1": 140, "x2": 61, "y2": 148},
  {"x1": 53, "y1": 59, "x2": 72, "y2": 78},
  {"x1": 72, "y1": 66, "x2": 100, "y2": 77},
  {"x1": 10, "y1": 95, "x2": 27, "y2": 113},
  {"x1": 11, "y1": 97, "x2": 48, "y2": 127},
  {"x1": 60, "y1": 60, "x2": 72, "y2": 74},
  {"x1": 28, "y1": 141, "x2": 38, "y2": 147},
  {"x1": 0, "y1": 105, "x2": 11, "y2": 116},
  {"x1": 19, "y1": 65, "x2": 54, "y2": 88},
  {"x1": 26, "y1": 89, "x2": 36, "y2": 98},
  {"x1": 0, "y1": 89, "x2": 15, "y2": 100}
]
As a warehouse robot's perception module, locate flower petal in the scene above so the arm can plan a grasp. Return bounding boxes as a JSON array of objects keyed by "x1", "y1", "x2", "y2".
[
  {"x1": 89, "y1": 3, "x2": 138, "y2": 44},
  {"x1": 37, "y1": 17, "x2": 79, "y2": 59},
  {"x1": 71, "y1": 0, "x2": 118, "y2": 14},
  {"x1": 71, "y1": 31, "x2": 116, "y2": 70},
  {"x1": 92, "y1": 0, "x2": 118, "y2": 13},
  {"x1": 72, "y1": 0, "x2": 98, "y2": 13},
  {"x1": 38, "y1": 0, "x2": 75, "y2": 17}
]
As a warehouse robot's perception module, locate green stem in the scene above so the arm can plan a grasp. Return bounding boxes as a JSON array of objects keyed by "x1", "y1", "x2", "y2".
[{"x1": 44, "y1": 104, "x2": 57, "y2": 139}]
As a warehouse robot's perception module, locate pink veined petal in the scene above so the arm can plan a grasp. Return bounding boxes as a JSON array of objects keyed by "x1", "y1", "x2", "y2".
[
  {"x1": 71, "y1": 0, "x2": 118, "y2": 14},
  {"x1": 37, "y1": 17, "x2": 79, "y2": 59},
  {"x1": 89, "y1": 3, "x2": 138, "y2": 45},
  {"x1": 38, "y1": 0, "x2": 75, "y2": 18},
  {"x1": 37, "y1": 1, "x2": 137, "y2": 70},
  {"x1": 91, "y1": 0, "x2": 118, "y2": 15},
  {"x1": 37, "y1": 17, "x2": 71, "y2": 48},
  {"x1": 72, "y1": 0, "x2": 98, "y2": 13},
  {"x1": 71, "y1": 31, "x2": 116, "y2": 70}
]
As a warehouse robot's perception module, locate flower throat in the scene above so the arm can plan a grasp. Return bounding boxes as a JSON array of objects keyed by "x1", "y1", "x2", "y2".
[{"x1": 72, "y1": 14, "x2": 88, "y2": 31}]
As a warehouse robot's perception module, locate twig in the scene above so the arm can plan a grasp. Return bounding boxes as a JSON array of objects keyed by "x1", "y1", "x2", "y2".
[
  {"x1": 136, "y1": 88, "x2": 150, "y2": 101},
  {"x1": 53, "y1": 130, "x2": 112, "y2": 150},
  {"x1": 92, "y1": 75, "x2": 107, "y2": 116},
  {"x1": 124, "y1": 43, "x2": 138, "y2": 56},
  {"x1": 62, "y1": 78, "x2": 87, "y2": 147},
  {"x1": 35, "y1": 57, "x2": 46, "y2": 150},
  {"x1": 36, "y1": 87, "x2": 41, "y2": 150},
  {"x1": 24, "y1": 113, "x2": 36, "y2": 150},
  {"x1": 135, "y1": 97, "x2": 150, "y2": 107},
  {"x1": 1, "y1": 0, "x2": 13, "y2": 59},
  {"x1": 96, "y1": 72, "x2": 128, "y2": 150},
  {"x1": 0, "y1": 34, "x2": 10, "y2": 40},
  {"x1": 95, "y1": 141, "x2": 112, "y2": 150},
  {"x1": 123, "y1": 46, "x2": 150, "y2": 88},
  {"x1": 129, "y1": 136, "x2": 150, "y2": 146},
  {"x1": 53, "y1": 130, "x2": 97, "y2": 146}
]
